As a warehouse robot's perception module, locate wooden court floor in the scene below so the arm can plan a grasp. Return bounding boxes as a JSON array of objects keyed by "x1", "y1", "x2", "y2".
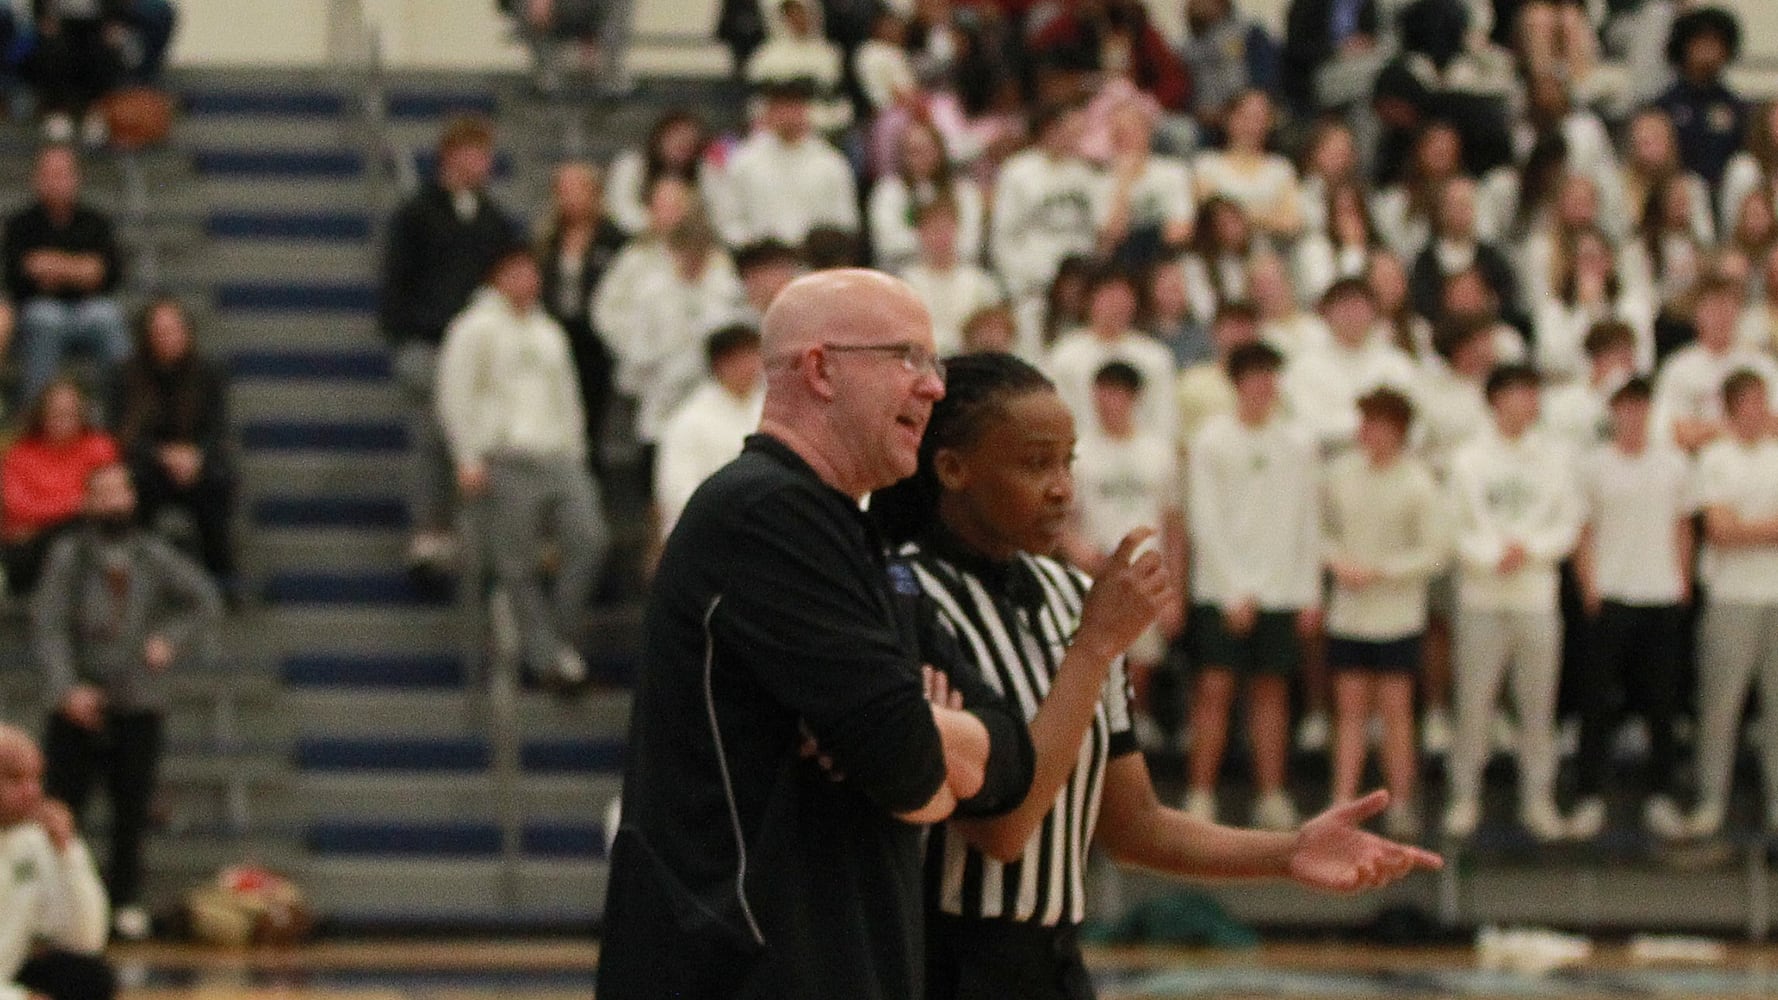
[{"x1": 108, "y1": 939, "x2": 1778, "y2": 999}]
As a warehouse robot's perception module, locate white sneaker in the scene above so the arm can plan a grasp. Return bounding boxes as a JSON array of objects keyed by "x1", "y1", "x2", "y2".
[
  {"x1": 1644, "y1": 795, "x2": 1688, "y2": 841},
  {"x1": 1182, "y1": 788, "x2": 1217, "y2": 823},
  {"x1": 1384, "y1": 800, "x2": 1422, "y2": 841},
  {"x1": 1443, "y1": 797, "x2": 1481, "y2": 839},
  {"x1": 1295, "y1": 711, "x2": 1330, "y2": 753},
  {"x1": 1686, "y1": 801, "x2": 1726, "y2": 839},
  {"x1": 41, "y1": 113, "x2": 74, "y2": 143},
  {"x1": 1521, "y1": 799, "x2": 1569, "y2": 843},
  {"x1": 1421, "y1": 708, "x2": 1453, "y2": 755},
  {"x1": 1567, "y1": 797, "x2": 1606, "y2": 840},
  {"x1": 113, "y1": 904, "x2": 151, "y2": 941},
  {"x1": 406, "y1": 530, "x2": 458, "y2": 571},
  {"x1": 1253, "y1": 790, "x2": 1300, "y2": 831}
]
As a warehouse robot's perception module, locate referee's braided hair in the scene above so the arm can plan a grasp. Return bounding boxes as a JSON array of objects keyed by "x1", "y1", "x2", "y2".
[{"x1": 872, "y1": 351, "x2": 1055, "y2": 546}]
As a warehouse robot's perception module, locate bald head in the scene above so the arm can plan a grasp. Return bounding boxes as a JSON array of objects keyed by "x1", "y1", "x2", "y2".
[
  {"x1": 757, "y1": 268, "x2": 944, "y2": 498},
  {"x1": 762, "y1": 268, "x2": 928, "y2": 359}
]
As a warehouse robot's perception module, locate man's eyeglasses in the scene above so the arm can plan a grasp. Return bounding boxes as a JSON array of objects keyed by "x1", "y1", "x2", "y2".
[{"x1": 821, "y1": 342, "x2": 947, "y2": 381}]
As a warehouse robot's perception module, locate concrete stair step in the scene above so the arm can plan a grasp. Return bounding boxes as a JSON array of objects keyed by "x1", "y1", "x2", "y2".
[{"x1": 197, "y1": 176, "x2": 370, "y2": 213}]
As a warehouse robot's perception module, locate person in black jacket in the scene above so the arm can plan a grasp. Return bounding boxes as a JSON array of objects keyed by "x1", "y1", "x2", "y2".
[
  {"x1": 599, "y1": 270, "x2": 1033, "y2": 1000},
  {"x1": 537, "y1": 161, "x2": 626, "y2": 466},
  {"x1": 108, "y1": 298, "x2": 235, "y2": 594},
  {"x1": 377, "y1": 115, "x2": 519, "y2": 578},
  {"x1": 1281, "y1": 0, "x2": 1379, "y2": 114},
  {"x1": 22, "y1": 0, "x2": 129, "y2": 145},
  {"x1": 2, "y1": 145, "x2": 126, "y2": 408}
]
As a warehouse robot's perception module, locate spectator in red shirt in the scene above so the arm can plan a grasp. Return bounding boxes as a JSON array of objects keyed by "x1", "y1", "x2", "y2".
[{"x1": 2, "y1": 378, "x2": 119, "y2": 593}]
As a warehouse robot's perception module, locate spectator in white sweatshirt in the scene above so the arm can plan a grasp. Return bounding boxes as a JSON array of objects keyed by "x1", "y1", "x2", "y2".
[
  {"x1": 1044, "y1": 266, "x2": 1178, "y2": 440},
  {"x1": 654, "y1": 324, "x2": 765, "y2": 542},
  {"x1": 0, "y1": 724, "x2": 111, "y2": 1000},
  {"x1": 991, "y1": 102, "x2": 1100, "y2": 355},
  {"x1": 744, "y1": 0, "x2": 852, "y2": 135},
  {"x1": 1185, "y1": 342, "x2": 1322, "y2": 831},
  {"x1": 1443, "y1": 364, "x2": 1584, "y2": 842},
  {"x1": 1541, "y1": 320, "x2": 1639, "y2": 461},
  {"x1": 899, "y1": 198, "x2": 1003, "y2": 357},
  {"x1": 1655, "y1": 276, "x2": 1778, "y2": 454},
  {"x1": 612, "y1": 215, "x2": 744, "y2": 452},
  {"x1": 435, "y1": 248, "x2": 609, "y2": 689},
  {"x1": 719, "y1": 80, "x2": 859, "y2": 248},
  {"x1": 1283, "y1": 278, "x2": 1418, "y2": 453},
  {"x1": 1687, "y1": 369, "x2": 1778, "y2": 838},
  {"x1": 1322, "y1": 388, "x2": 1449, "y2": 840}
]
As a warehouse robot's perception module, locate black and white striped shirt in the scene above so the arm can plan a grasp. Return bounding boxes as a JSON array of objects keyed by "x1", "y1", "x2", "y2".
[{"x1": 901, "y1": 535, "x2": 1137, "y2": 928}]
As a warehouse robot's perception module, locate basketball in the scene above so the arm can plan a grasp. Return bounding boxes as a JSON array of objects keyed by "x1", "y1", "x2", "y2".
[{"x1": 103, "y1": 86, "x2": 176, "y2": 150}]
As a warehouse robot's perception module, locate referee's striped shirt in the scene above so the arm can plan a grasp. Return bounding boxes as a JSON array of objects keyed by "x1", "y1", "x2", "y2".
[{"x1": 900, "y1": 537, "x2": 1137, "y2": 928}]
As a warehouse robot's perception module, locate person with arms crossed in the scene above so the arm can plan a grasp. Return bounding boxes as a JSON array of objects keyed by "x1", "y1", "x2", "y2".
[
  {"x1": 598, "y1": 270, "x2": 1030, "y2": 1000},
  {"x1": 871, "y1": 352, "x2": 1440, "y2": 1000},
  {"x1": 1685, "y1": 369, "x2": 1778, "y2": 838}
]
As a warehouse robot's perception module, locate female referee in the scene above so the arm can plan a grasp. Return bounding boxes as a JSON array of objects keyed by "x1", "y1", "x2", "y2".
[{"x1": 872, "y1": 352, "x2": 1442, "y2": 1000}]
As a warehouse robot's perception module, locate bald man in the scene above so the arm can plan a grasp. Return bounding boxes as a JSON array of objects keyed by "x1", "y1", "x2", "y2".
[
  {"x1": 599, "y1": 271, "x2": 1031, "y2": 1000},
  {"x1": 0, "y1": 726, "x2": 112, "y2": 1000}
]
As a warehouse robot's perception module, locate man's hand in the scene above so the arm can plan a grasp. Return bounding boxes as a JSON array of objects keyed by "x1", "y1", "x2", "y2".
[
  {"x1": 59, "y1": 685, "x2": 104, "y2": 731},
  {"x1": 1075, "y1": 530, "x2": 1173, "y2": 661},
  {"x1": 1288, "y1": 790, "x2": 1444, "y2": 893},
  {"x1": 33, "y1": 799, "x2": 75, "y2": 853},
  {"x1": 144, "y1": 634, "x2": 174, "y2": 673},
  {"x1": 457, "y1": 463, "x2": 489, "y2": 497}
]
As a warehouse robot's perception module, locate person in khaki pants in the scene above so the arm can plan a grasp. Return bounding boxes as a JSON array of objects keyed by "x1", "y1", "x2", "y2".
[{"x1": 1687, "y1": 369, "x2": 1778, "y2": 838}]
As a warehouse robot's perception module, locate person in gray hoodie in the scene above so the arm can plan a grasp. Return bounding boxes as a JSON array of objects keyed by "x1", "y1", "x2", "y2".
[{"x1": 35, "y1": 461, "x2": 222, "y2": 940}]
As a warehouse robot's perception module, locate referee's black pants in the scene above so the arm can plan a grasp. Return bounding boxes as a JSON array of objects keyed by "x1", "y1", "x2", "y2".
[
  {"x1": 1574, "y1": 601, "x2": 1685, "y2": 799},
  {"x1": 926, "y1": 913, "x2": 1095, "y2": 1000}
]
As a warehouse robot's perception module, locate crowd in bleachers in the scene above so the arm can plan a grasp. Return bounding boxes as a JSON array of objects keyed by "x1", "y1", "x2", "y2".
[{"x1": 408, "y1": 0, "x2": 1778, "y2": 844}]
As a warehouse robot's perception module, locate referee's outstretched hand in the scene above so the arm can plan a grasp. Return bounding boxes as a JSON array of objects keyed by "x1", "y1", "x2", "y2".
[
  {"x1": 1075, "y1": 529, "x2": 1174, "y2": 663},
  {"x1": 1287, "y1": 790, "x2": 1444, "y2": 894}
]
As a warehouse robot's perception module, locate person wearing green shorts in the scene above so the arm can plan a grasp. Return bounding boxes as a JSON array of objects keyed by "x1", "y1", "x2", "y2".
[{"x1": 1183, "y1": 342, "x2": 1323, "y2": 831}]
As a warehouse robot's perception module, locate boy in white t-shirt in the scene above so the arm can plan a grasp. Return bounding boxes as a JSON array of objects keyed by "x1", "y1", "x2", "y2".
[
  {"x1": 1570, "y1": 376, "x2": 1695, "y2": 841},
  {"x1": 1185, "y1": 342, "x2": 1322, "y2": 830},
  {"x1": 1688, "y1": 369, "x2": 1778, "y2": 837},
  {"x1": 1063, "y1": 362, "x2": 1187, "y2": 742},
  {"x1": 1443, "y1": 364, "x2": 1584, "y2": 842},
  {"x1": 900, "y1": 198, "x2": 1004, "y2": 357}
]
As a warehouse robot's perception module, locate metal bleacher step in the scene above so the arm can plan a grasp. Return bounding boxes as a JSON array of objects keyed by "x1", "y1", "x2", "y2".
[
  {"x1": 240, "y1": 451, "x2": 404, "y2": 501},
  {"x1": 301, "y1": 856, "x2": 603, "y2": 922},
  {"x1": 259, "y1": 605, "x2": 462, "y2": 659},
  {"x1": 210, "y1": 311, "x2": 381, "y2": 350},
  {"x1": 296, "y1": 772, "x2": 621, "y2": 823},
  {"x1": 174, "y1": 240, "x2": 376, "y2": 285},
  {"x1": 198, "y1": 176, "x2": 373, "y2": 215},
  {"x1": 234, "y1": 380, "x2": 402, "y2": 425}
]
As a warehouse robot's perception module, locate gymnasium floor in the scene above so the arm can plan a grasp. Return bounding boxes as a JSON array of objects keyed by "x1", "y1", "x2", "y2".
[{"x1": 110, "y1": 939, "x2": 1778, "y2": 999}]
